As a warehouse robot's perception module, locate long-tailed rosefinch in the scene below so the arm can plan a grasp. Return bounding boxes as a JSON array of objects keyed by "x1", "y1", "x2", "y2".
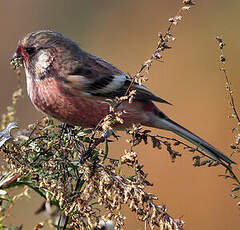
[{"x1": 11, "y1": 30, "x2": 235, "y2": 165}]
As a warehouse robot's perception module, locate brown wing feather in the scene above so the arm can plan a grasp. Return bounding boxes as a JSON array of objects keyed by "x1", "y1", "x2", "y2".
[
  {"x1": 69, "y1": 52, "x2": 123, "y2": 80},
  {"x1": 63, "y1": 52, "x2": 171, "y2": 104}
]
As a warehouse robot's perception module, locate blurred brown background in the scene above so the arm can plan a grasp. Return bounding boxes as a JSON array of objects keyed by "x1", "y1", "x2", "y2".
[{"x1": 1, "y1": 0, "x2": 240, "y2": 229}]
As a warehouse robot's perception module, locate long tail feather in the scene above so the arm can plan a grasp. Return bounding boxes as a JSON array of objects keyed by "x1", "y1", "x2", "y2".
[{"x1": 155, "y1": 117, "x2": 236, "y2": 165}]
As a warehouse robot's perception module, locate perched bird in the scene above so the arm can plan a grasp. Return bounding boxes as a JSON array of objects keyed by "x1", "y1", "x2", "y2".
[{"x1": 11, "y1": 30, "x2": 235, "y2": 165}]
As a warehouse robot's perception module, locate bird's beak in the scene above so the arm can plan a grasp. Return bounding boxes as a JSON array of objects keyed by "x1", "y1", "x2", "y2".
[
  {"x1": 10, "y1": 46, "x2": 24, "y2": 70},
  {"x1": 11, "y1": 51, "x2": 22, "y2": 61}
]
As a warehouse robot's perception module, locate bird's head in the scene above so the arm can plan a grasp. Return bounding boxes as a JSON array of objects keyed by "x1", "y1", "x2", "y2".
[{"x1": 11, "y1": 30, "x2": 81, "y2": 78}]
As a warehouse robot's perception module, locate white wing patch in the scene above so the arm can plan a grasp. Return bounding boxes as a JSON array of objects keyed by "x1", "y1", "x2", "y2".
[
  {"x1": 66, "y1": 75, "x2": 91, "y2": 88},
  {"x1": 93, "y1": 74, "x2": 127, "y2": 93}
]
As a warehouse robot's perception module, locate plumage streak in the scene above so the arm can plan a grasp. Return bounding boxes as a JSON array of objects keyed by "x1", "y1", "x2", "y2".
[
  {"x1": 87, "y1": 75, "x2": 114, "y2": 91},
  {"x1": 11, "y1": 30, "x2": 235, "y2": 165}
]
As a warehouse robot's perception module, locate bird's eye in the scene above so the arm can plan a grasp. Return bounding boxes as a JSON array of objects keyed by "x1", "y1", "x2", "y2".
[{"x1": 25, "y1": 47, "x2": 36, "y2": 55}]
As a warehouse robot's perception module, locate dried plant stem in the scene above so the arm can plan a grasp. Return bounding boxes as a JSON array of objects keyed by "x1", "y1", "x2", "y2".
[
  {"x1": 216, "y1": 36, "x2": 240, "y2": 123},
  {"x1": 215, "y1": 36, "x2": 240, "y2": 200},
  {"x1": 222, "y1": 68, "x2": 240, "y2": 123}
]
